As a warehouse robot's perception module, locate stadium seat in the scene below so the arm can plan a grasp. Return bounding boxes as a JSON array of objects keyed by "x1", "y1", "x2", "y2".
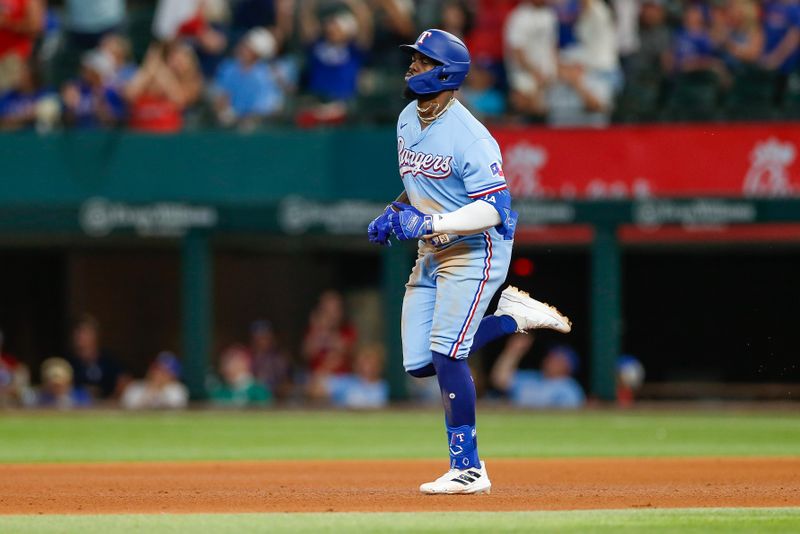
[
  {"x1": 661, "y1": 70, "x2": 721, "y2": 122},
  {"x1": 614, "y1": 76, "x2": 663, "y2": 123},
  {"x1": 723, "y1": 66, "x2": 778, "y2": 121},
  {"x1": 782, "y1": 73, "x2": 800, "y2": 119}
]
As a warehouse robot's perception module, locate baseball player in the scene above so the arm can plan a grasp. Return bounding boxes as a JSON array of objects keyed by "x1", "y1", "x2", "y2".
[{"x1": 367, "y1": 29, "x2": 572, "y2": 495}]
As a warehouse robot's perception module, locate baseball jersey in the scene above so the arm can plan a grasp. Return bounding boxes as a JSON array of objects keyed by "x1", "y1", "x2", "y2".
[{"x1": 397, "y1": 99, "x2": 508, "y2": 243}]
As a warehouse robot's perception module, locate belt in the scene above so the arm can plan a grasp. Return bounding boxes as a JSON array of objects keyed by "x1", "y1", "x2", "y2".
[{"x1": 427, "y1": 233, "x2": 460, "y2": 249}]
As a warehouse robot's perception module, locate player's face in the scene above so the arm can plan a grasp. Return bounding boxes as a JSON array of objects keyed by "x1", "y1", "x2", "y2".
[{"x1": 405, "y1": 52, "x2": 437, "y2": 81}]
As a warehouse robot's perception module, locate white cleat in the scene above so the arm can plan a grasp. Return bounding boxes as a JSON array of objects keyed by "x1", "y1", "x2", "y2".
[
  {"x1": 494, "y1": 286, "x2": 572, "y2": 333},
  {"x1": 419, "y1": 461, "x2": 492, "y2": 495}
]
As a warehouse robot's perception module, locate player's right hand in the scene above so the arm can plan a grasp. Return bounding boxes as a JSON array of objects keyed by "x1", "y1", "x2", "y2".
[
  {"x1": 389, "y1": 202, "x2": 433, "y2": 241},
  {"x1": 367, "y1": 205, "x2": 394, "y2": 246}
]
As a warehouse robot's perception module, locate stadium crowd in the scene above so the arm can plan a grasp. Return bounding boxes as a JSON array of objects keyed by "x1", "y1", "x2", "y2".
[
  {"x1": 0, "y1": 286, "x2": 632, "y2": 410},
  {"x1": 1, "y1": 0, "x2": 799, "y2": 132}
]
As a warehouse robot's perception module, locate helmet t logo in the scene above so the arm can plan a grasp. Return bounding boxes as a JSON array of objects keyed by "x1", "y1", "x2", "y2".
[{"x1": 417, "y1": 31, "x2": 433, "y2": 44}]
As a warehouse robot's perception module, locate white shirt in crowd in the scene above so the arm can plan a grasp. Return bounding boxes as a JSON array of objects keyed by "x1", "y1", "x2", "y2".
[
  {"x1": 613, "y1": 0, "x2": 641, "y2": 57},
  {"x1": 504, "y1": 2, "x2": 559, "y2": 94},
  {"x1": 152, "y1": 0, "x2": 203, "y2": 41},
  {"x1": 121, "y1": 381, "x2": 189, "y2": 410},
  {"x1": 566, "y1": 0, "x2": 620, "y2": 72}
]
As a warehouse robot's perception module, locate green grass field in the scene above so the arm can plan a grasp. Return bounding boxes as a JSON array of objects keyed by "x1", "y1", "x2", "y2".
[
  {"x1": 2, "y1": 509, "x2": 800, "y2": 534},
  {"x1": 1, "y1": 409, "x2": 799, "y2": 463},
  {"x1": 1, "y1": 409, "x2": 799, "y2": 532}
]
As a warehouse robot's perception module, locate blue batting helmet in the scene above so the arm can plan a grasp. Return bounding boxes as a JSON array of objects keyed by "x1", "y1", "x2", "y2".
[{"x1": 400, "y1": 29, "x2": 470, "y2": 95}]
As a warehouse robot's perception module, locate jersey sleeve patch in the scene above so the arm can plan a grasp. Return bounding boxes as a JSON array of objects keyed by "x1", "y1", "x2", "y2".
[{"x1": 490, "y1": 161, "x2": 505, "y2": 179}]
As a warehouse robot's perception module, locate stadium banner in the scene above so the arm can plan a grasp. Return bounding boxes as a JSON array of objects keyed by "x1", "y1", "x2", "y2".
[{"x1": 492, "y1": 123, "x2": 800, "y2": 199}]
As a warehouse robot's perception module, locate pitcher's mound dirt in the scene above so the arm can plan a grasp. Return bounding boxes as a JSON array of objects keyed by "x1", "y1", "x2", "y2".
[{"x1": 1, "y1": 458, "x2": 799, "y2": 514}]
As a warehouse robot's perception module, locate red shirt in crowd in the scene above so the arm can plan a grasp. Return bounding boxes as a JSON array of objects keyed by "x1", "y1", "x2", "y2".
[
  {"x1": 306, "y1": 324, "x2": 357, "y2": 375},
  {"x1": 0, "y1": 0, "x2": 35, "y2": 59},
  {"x1": 128, "y1": 94, "x2": 183, "y2": 133},
  {"x1": 465, "y1": 0, "x2": 518, "y2": 63}
]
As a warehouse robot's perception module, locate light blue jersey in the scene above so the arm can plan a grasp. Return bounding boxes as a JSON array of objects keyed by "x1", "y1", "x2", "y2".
[
  {"x1": 397, "y1": 100, "x2": 509, "y2": 245},
  {"x1": 398, "y1": 99, "x2": 513, "y2": 369}
]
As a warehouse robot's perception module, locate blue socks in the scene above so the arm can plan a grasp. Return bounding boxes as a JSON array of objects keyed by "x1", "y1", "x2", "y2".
[
  {"x1": 471, "y1": 314, "x2": 518, "y2": 352},
  {"x1": 432, "y1": 351, "x2": 480, "y2": 469},
  {"x1": 406, "y1": 315, "x2": 517, "y2": 379},
  {"x1": 406, "y1": 316, "x2": 518, "y2": 468}
]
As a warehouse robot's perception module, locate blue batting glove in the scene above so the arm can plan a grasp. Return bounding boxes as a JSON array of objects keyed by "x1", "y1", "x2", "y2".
[
  {"x1": 367, "y1": 205, "x2": 394, "y2": 246},
  {"x1": 389, "y1": 202, "x2": 433, "y2": 241}
]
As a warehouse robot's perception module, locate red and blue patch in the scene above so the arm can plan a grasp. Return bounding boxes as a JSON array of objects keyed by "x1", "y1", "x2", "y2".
[{"x1": 490, "y1": 162, "x2": 505, "y2": 178}]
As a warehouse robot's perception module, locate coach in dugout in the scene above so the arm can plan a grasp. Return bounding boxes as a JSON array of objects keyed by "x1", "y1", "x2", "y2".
[{"x1": 65, "y1": 313, "x2": 129, "y2": 401}]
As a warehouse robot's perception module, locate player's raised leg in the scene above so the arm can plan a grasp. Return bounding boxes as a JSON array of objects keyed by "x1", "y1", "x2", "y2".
[{"x1": 469, "y1": 286, "x2": 573, "y2": 353}]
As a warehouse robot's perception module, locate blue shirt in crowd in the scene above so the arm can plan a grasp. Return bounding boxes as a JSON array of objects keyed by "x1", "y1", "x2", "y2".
[
  {"x1": 0, "y1": 90, "x2": 52, "y2": 126},
  {"x1": 509, "y1": 370, "x2": 586, "y2": 409},
  {"x1": 672, "y1": 29, "x2": 715, "y2": 71},
  {"x1": 214, "y1": 58, "x2": 291, "y2": 117},
  {"x1": 554, "y1": 0, "x2": 580, "y2": 48},
  {"x1": 762, "y1": 0, "x2": 800, "y2": 73},
  {"x1": 306, "y1": 39, "x2": 364, "y2": 101},
  {"x1": 325, "y1": 375, "x2": 389, "y2": 409},
  {"x1": 64, "y1": 82, "x2": 125, "y2": 128}
]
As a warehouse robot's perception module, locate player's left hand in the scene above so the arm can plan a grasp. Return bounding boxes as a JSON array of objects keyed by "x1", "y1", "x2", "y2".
[
  {"x1": 389, "y1": 202, "x2": 433, "y2": 241},
  {"x1": 368, "y1": 205, "x2": 394, "y2": 246}
]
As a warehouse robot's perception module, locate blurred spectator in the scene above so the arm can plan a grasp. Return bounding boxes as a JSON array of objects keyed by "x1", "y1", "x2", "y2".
[
  {"x1": 0, "y1": 328, "x2": 32, "y2": 407},
  {"x1": 665, "y1": 4, "x2": 718, "y2": 73},
  {"x1": 0, "y1": 0, "x2": 45, "y2": 91},
  {"x1": 302, "y1": 289, "x2": 357, "y2": 377},
  {"x1": 36, "y1": 357, "x2": 92, "y2": 409},
  {"x1": 464, "y1": 0, "x2": 516, "y2": 66},
  {"x1": 211, "y1": 28, "x2": 296, "y2": 130},
  {"x1": 65, "y1": 313, "x2": 128, "y2": 400},
  {"x1": 625, "y1": 0, "x2": 671, "y2": 78},
  {"x1": 60, "y1": 49, "x2": 126, "y2": 128},
  {"x1": 547, "y1": 0, "x2": 620, "y2": 126},
  {"x1": 553, "y1": 0, "x2": 581, "y2": 48},
  {"x1": 714, "y1": 0, "x2": 764, "y2": 73},
  {"x1": 504, "y1": 0, "x2": 559, "y2": 118},
  {"x1": 308, "y1": 344, "x2": 388, "y2": 409},
  {"x1": 124, "y1": 42, "x2": 203, "y2": 133},
  {"x1": 63, "y1": 0, "x2": 126, "y2": 50},
  {"x1": 209, "y1": 344, "x2": 271, "y2": 407},
  {"x1": 368, "y1": 0, "x2": 416, "y2": 71},
  {"x1": 248, "y1": 319, "x2": 291, "y2": 400},
  {"x1": 120, "y1": 351, "x2": 188, "y2": 410},
  {"x1": 98, "y1": 33, "x2": 137, "y2": 90},
  {"x1": 0, "y1": 60, "x2": 58, "y2": 131},
  {"x1": 438, "y1": 0, "x2": 474, "y2": 40},
  {"x1": 617, "y1": 354, "x2": 645, "y2": 407},
  {"x1": 460, "y1": 58, "x2": 506, "y2": 119},
  {"x1": 152, "y1": 0, "x2": 205, "y2": 43},
  {"x1": 229, "y1": 0, "x2": 295, "y2": 43},
  {"x1": 490, "y1": 334, "x2": 585, "y2": 408},
  {"x1": 152, "y1": 0, "x2": 227, "y2": 75},
  {"x1": 759, "y1": 0, "x2": 800, "y2": 73},
  {"x1": 614, "y1": 0, "x2": 641, "y2": 65},
  {"x1": 299, "y1": 0, "x2": 372, "y2": 103}
]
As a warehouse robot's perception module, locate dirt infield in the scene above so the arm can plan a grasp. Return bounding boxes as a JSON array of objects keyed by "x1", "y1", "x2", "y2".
[{"x1": 1, "y1": 458, "x2": 798, "y2": 514}]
